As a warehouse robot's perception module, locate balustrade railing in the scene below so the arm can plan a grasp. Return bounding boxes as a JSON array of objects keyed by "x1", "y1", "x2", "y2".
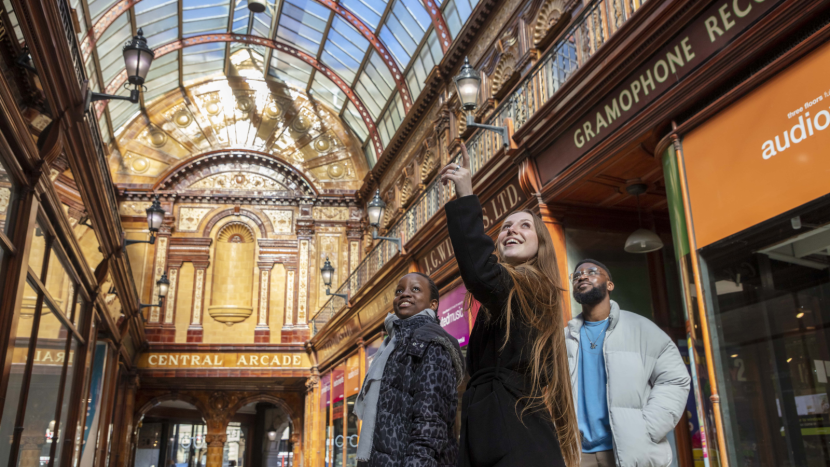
[{"x1": 309, "y1": 0, "x2": 647, "y2": 335}]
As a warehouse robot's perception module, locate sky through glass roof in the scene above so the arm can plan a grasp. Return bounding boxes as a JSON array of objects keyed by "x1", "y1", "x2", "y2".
[{"x1": 76, "y1": 0, "x2": 480, "y2": 160}]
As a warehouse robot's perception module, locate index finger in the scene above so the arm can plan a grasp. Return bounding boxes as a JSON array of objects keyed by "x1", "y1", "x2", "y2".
[{"x1": 459, "y1": 143, "x2": 470, "y2": 169}]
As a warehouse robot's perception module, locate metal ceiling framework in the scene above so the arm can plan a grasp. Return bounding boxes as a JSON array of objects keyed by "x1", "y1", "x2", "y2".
[
  {"x1": 97, "y1": 33, "x2": 385, "y2": 157},
  {"x1": 72, "y1": 0, "x2": 477, "y2": 166}
]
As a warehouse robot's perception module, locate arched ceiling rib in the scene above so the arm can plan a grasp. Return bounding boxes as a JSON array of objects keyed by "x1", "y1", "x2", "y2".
[
  {"x1": 110, "y1": 77, "x2": 369, "y2": 192},
  {"x1": 95, "y1": 34, "x2": 383, "y2": 158},
  {"x1": 420, "y1": 0, "x2": 451, "y2": 53},
  {"x1": 81, "y1": 0, "x2": 412, "y2": 112},
  {"x1": 76, "y1": 0, "x2": 475, "y2": 165}
]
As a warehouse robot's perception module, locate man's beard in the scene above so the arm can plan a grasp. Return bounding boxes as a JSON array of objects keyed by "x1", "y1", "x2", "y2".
[{"x1": 573, "y1": 282, "x2": 608, "y2": 305}]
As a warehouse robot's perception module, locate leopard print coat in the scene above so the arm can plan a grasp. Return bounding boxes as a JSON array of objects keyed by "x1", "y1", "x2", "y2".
[{"x1": 363, "y1": 314, "x2": 464, "y2": 467}]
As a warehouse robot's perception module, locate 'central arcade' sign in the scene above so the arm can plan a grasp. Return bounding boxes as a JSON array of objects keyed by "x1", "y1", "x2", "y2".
[{"x1": 136, "y1": 352, "x2": 310, "y2": 369}]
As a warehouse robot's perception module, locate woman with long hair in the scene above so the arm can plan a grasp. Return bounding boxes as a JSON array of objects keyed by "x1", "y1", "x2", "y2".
[{"x1": 440, "y1": 145, "x2": 579, "y2": 467}]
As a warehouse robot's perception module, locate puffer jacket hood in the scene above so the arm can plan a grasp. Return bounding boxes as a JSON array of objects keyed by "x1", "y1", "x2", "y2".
[{"x1": 565, "y1": 301, "x2": 691, "y2": 467}]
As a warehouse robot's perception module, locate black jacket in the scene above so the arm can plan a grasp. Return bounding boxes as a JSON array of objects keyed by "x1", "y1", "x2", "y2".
[
  {"x1": 446, "y1": 195, "x2": 566, "y2": 467},
  {"x1": 363, "y1": 314, "x2": 465, "y2": 467}
]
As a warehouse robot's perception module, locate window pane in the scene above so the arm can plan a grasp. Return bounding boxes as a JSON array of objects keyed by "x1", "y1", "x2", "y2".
[
  {"x1": 13, "y1": 299, "x2": 70, "y2": 466},
  {"x1": 0, "y1": 281, "x2": 40, "y2": 465},
  {"x1": 0, "y1": 156, "x2": 18, "y2": 238},
  {"x1": 77, "y1": 342, "x2": 109, "y2": 466},
  {"x1": 28, "y1": 222, "x2": 47, "y2": 277},
  {"x1": 701, "y1": 198, "x2": 830, "y2": 466},
  {"x1": 44, "y1": 247, "x2": 74, "y2": 321},
  {"x1": 53, "y1": 338, "x2": 79, "y2": 467}
]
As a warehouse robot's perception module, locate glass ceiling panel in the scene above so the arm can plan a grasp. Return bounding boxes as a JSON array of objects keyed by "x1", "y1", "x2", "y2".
[
  {"x1": 379, "y1": 0, "x2": 431, "y2": 69},
  {"x1": 443, "y1": 0, "x2": 480, "y2": 39},
  {"x1": 277, "y1": 0, "x2": 330, "y2": 57},
  {"x1": 70, "y1": 0, "x2": 89, "y2": 42},
  {"x1": 230, "y1": 45, "x2": 266, "y2": 78},
  {"x1": 182, "y1": 0, "x2": 233, "y2": 37},
  {"x1": 406, "y1": 29, "x2": 442, "y2": 99},
  {"x1": 88, "y1": 0, "x2": 120, "y2": 22},
  {"x1": 310, "y1": 74, "x2": 347, "y2": 112},
  {"x1": 97, "y1": 112, "x2": 111, "y2": 143},
  {"x1": 340, "y1": 0, "x2": 388, "y2": 30},
  {"x1": 251, "y1": 0, "x2": 276, "y2": 37},
  {"x1": 320, "y1": 18, "x2": 369, "y2": 85},
  {"x1": 143, "y1": 53, "x2": 179, "y2": 103},
  {"x1": 231, "y1": 0, "x2": 249, "y2": 34},
  {"x1": 342, "y1": 101, "x2": 368, "y2": 142},
  {"x1": 354, "y1": 51, "x2": 395, "y2": 119},
  {"x1": 98, "y1": 14, "x2": 133, "y2": 84},
  {"x1": 82, "y1": 0, "x2": 483, "y2": 138},
  {"x1": 268, "y1": 51, "x2": 313, "y2": 90},
  {"x1": 1, "y1": 1, "x2": 22, "y2": 44},
  {"x1": 109, "y1": 85, "x2": 140, "y2": 131},
  {"x1": 136, "y1": 0, "x2": 179, "y2": 49}
]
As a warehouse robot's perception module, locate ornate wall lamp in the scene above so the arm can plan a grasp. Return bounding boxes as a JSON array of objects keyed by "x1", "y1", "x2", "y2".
[
  {"x1": 85, "y1": 29, "x2": 155, "y2": 108},
  {"x1": 366, "y1": 190, "x2": 402, "y2": 251},
  {"x1": 124, "y1": 195, "x2": 165, "y2": 247},
  {"x1": 320, "y1": 257, "x2": 349, "y2": 301},
  {"x1": 453, "y1": 57, "x2": 510, "y2": 148},
  {"x1": 138, "y1": 273, "x2": 170, "y2": 318}
]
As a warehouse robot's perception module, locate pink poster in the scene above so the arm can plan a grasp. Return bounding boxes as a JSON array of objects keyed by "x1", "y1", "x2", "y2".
[
  {"x1": 332, "y1": 367, "x2": 345, "y2": 403},
  {"x1": 438, "y1": 284, "x2": 471, "y2": 347}
]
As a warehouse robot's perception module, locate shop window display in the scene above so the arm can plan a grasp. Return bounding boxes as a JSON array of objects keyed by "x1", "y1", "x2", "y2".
[{"x1": 699, "y1": 196, "x2": 830, "y2": 466}]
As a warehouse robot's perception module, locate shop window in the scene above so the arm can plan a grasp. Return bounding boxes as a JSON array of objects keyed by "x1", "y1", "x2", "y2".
[
  {"x1": 332, "y1": 364, "x2": 346, "y2": 467},
  {"x1": 44, "y1": 246, "x2": 73, "y2": 318},
  {"x1": 28, "y1": 221, "x2": 47, "y2": 276},
  {"x1": 52, "y1": 338, "x2": 79, "y2": 467},
  {"x1": 344, "y1": 354, "x2": 360, "y2": 467},
  {"x1": 321, "y1": 372, "x2": 332, "y2": 466},
  {"x1": 0, "y1": 281, "x2": 41, "y2": 464},
  {"x1": 0, "y1": 156, "x2": 19, "y2": 238},
  {"x1": 11, "y1": 298, "x2": 72, "y2": 466},
  {"x1": 699, "y1": 196, "x2": 830, "y2": 466},
  {"x1": 77, "y1": 342, "x2": 109, "y2": 466}
]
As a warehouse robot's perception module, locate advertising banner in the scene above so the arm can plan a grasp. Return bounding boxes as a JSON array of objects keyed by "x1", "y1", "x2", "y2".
[
  {"x1": 438, "y1": 284, "x2": 471, "y2": 347},
  {"x1": 683, "y1": 40, "x2": 830, "y2": 247}
]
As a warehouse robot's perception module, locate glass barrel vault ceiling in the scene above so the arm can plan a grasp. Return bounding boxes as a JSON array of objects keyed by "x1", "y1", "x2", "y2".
[{"x1": 77, "y1": 0, "x2": 480, "y2": 167}]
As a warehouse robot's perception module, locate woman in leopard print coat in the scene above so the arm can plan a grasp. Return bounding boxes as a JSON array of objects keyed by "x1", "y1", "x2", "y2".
[{"x1": 357, "y1": 273, "x2": 465, "y2": 467}]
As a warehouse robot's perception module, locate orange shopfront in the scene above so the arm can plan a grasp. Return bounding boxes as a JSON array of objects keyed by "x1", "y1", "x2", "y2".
[{"x1": 662, "y1": 36, "x2": 830, "y2": 467}]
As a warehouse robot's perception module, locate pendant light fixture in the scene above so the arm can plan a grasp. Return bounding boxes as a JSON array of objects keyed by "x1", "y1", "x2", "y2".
[{"x1": 624, "y1": 183, "x2": 664, "y2": 253}]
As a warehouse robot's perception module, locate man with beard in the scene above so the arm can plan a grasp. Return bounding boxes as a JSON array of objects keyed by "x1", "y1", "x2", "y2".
[{"x1": 564, "y1": 259, "x2": 690, "y2": 467}]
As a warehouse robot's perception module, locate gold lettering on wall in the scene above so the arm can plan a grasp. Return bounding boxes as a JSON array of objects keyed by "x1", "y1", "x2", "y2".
[
  {"x1": 285, "y1": 270, "x2": 295, "y2": 326},
  {"x1": 164, "y1": 268, "x2": 178, "y2": 324},
  {"x1": 192, "y1": 269, "x2": 205, "y2": 325},
  {"x1": 138, "y1": 352, "x2": 310, "y2": 369},
  {"x1": 151, "y1": 236, "x2": 168, "y2": 322},
  {"x1": 298, "y1": 240, "x2": 309, "y2": 323}
]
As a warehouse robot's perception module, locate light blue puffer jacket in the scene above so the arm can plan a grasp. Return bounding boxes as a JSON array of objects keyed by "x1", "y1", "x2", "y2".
[{"x1": 565, "y1": 301, "x2": 690, "y2": 467}]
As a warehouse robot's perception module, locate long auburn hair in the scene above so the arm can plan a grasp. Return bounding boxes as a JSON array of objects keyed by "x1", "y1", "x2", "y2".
[{"x1": 471, "y1": 209, "x2": 579, "y2": 466}]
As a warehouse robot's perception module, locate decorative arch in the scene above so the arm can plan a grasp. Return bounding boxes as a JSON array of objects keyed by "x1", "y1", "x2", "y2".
[
  {"x1": 83, "y1": 0, "x2": 410, "y2": 111},
  {"x1": 154, "y1": 150, "x2": 320, "y2": 198},
  {"x1": 227, "y1": 394, "x2": 295, "y2": 420},
  {"x1": 133, "y1": 392, "x2": 209, "y2": 429},
  {"x1": 534, "y1": 0, "x2": 566, "y2": 45},
  {"x1": 203, "y1": 208, "x2": 269, "y2": 239},
  {"x1": 99, "y1": 35, "x2": 383, "y2": 158}
]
